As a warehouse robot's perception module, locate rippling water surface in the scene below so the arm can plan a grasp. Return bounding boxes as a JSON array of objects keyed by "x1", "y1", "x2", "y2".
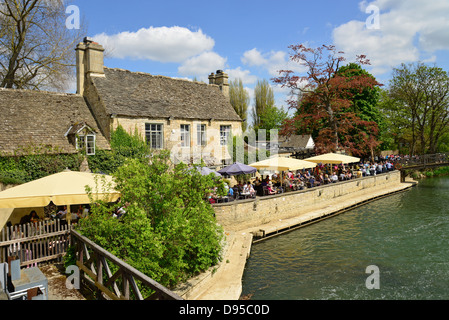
[{"x1": 241, "y1": 177, "x2": 449, "y2": 300}]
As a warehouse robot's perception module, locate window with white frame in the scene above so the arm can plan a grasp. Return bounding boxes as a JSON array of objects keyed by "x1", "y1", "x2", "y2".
[
  {"x1": 77, "y1": 133, "x2": 96, "y2": 155},
  {"x1": 145, "y1": 123, "x2": 163, "y2": 149},
  {"x1": 86, "y1": 135, "x2": 96, "y2": 155},
  {"x1": 220, "y1": 125, "x2": 231, "y2": 146},
  {"x1": 180, "y1": 124, "x2": 190, "y2": 147},
  {"x1": 197, "y1": 124, "x2": 207, "y2": 146}
]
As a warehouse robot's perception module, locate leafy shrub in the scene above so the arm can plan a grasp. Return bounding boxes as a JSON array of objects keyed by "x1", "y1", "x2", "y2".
[
  {"x1": 0, "y1": 146, "x2": 83, "y2": 184},
  {"x1": 77, "y1": 151, "x2": 226, "y2": 290},
  {"x1": 0, "y1": 170, "x2": 28, "y2": 185}
]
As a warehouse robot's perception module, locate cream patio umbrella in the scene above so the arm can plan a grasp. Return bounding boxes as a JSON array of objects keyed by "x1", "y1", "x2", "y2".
[
  {"x1": 250, "y1": 157, "x2": 317, "y2": 171},
  {"x1": 304, "y1": 153, "x2": 360, "y2": 164},
  {"x1": 0, "y1": 170, "x2": 120, "y2": 226}
]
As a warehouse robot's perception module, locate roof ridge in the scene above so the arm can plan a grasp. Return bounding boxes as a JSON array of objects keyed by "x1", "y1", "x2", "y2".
[
  {"x1": 104, "y1": 67, "x2": 210, "y2": 86},
  {"x1": 0, "y1": 87, "x2": 80, "y2": 97}
]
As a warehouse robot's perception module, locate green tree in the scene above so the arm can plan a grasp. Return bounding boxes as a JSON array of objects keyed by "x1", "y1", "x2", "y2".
[
  {"x1": 229, "y1": 78, "x2": 250, "y2": 132},
  {"x1": 78, "y1": 151, "x2": 225, "y2": 290},
  {"x1": 251, "y1": 79, "x2": 275, "y2": 128},
  {"x1": 255, "y1": 105, "x2": 289, "y2": 142},
  {"x1": 387, "y1": 62, "x2": 449, "y2": 154},
  {"x1": 377, "y1": 89, "x2": 410, "y2": 153},
  {"x1": 256, "y1": 105, "x2": 289, "y2": 131},
  {"x1": 336, "y1": 63, "x2": 382, "y2": 124},
  {"x1": 274, "y1": 44, "x2": 382, "y2": 157}
]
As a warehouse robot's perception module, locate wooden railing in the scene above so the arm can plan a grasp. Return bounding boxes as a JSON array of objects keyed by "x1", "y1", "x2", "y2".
[
  {"x1": 71, "y1": 230, "x2": 182, "y2": 300},
  {"x1": 0, "y1": 220, "x2": 70, "y2": 267},
  {"x1": 395, "y1": 153, "x2": 449, "y2": 169}
]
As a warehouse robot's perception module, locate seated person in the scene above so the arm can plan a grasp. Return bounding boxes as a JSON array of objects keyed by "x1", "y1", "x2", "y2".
[
  {"x1": 309, "y1": 176, "x2": 315, "y2": 187},
  {"x1": 331, "y1": 173, "x2": 339, "y2": 183},
  {"x1": 248, "y1": 183, "x2": 256, "y2": 198},
  {"x1": 267, "y1": 185, "x2": 276, "y2": 195},
  {"x1": 57, "y1": 206, "x2": 67, "y2": 219},
  {"x1": 81, "y1": 205, "x2": 90, "y2": 218},
  {"x1": 283, "y1": 177, "x2": 293, "y2": 190},
  {"x1": 242, "y1": 182, "x2": 251, "y2": 196},
  {"x1": 207, "y1": 194, "x2": 216, "y2": 204},
  {"x1": 29, "y1": 210, "x2": 40, "y2": 223}
]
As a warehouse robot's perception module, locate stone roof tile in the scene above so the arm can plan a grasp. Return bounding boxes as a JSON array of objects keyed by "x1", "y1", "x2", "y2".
[
  {"x1": 90, "y1": 68, "x2": 242, "y2": 122},
  {"x1": 0, "y1": 89, "x2": 110, "y2": 155}
]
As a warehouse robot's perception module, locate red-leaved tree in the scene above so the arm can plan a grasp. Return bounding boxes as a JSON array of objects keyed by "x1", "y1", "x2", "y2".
[{"x1": 273, "y1": 44, "x2": 382, "y2": 157}]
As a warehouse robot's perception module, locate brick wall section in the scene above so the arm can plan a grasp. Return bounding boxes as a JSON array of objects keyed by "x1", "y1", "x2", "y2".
[{"x1": 213, "y1": 171, "x2": 402, "y2": 231}]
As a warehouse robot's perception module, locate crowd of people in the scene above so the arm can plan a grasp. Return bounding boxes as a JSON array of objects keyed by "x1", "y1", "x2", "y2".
[{"x1": 211, "y1": 158, "x2": 398, "y2": 202}]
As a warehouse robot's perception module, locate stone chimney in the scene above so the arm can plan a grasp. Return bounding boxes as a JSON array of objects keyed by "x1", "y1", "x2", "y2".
[
  {"x1": 75, "y1": 37, "x2": 105, "y2": 95},
  {"x1": 208, "y1": 70, "x2": 229, "y2": 98}
]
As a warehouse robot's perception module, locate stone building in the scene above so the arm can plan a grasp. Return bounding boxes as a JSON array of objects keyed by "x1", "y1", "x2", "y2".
[
  {"x1": 76, "y1": 38, "x2": 243, "y2": 167},
  {"x1": 277, "y1": 134, "x2": 315, "y2": 159},
  {"x1": 0, "y1": 88, "x2": 110, "y2": 156}
]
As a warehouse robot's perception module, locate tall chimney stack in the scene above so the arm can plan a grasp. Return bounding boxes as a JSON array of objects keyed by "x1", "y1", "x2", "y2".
[
  {"x1": 75, "y1": 37, "x2": 105, "y2": 95},
  {"x1": 208, "y1": 70, "x2": 229, "y2": 98}
]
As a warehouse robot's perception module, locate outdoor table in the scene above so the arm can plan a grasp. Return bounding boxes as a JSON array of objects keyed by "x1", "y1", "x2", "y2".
[
  {"x1": 10, "y1": 267, "x2": 48, "y2": 300},
  {"x1": 240, "y1": 193, "x2": 251, "y2": 199},
  {"x1": 216, "y1": 197, "x2": 229, "y2": 203}
]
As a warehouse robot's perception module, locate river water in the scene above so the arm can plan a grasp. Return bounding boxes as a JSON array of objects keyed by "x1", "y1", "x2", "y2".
[{"x1": 241, "y1": 177, "x2": 449, "y2": 300}]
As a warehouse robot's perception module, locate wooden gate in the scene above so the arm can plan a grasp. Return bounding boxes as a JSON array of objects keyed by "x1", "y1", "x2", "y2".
[{"x1": 0, "y1": 220, "x2": 70, "y2": 267}]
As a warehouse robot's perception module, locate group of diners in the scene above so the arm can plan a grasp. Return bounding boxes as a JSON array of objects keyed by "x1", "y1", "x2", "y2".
[{"x1": 208, "y1": 159, "x2": 397, "y2": 203}]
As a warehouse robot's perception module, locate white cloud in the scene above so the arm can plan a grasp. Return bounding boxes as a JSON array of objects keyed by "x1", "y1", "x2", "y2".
[
  {"x1": 333, "y1": 0, "x2": 449, "y2": 77},
  {"x1": 241, "y1": 48, "x2": 267, "y2": 67},
  {"x1": 225, "y1": 67, "x2": 258, "y2": 85},
  {"x1": 242, "y1": 48, "x2": 306, "y2": 77},
  {"x1": 178, "y1": 51, "x2": 227, "y2": 77},
  {"x1": 93, "y1": 26, "x2": 215, "y2": 63}
]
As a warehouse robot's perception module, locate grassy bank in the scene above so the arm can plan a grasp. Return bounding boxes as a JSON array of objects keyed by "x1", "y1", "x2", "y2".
[
  {"x1": 408, "y1": 166, "x2": 449, "y2": 179},
  {"x1": 424, "y1": 166, "x2": 449, "y2": 178}
]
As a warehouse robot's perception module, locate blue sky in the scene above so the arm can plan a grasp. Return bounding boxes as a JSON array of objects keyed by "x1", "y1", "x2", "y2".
[{"x1": 72, "y1": 0, "x2": 449, "y2": 121}]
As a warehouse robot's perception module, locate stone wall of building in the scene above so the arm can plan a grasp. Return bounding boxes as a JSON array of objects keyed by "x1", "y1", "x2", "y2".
[
  {"x1": 112, "y1": 117, "x2": 242, "y2": 167},
  {"x1": 213, "y1": 170, "x2": 402, "y2": 231}
]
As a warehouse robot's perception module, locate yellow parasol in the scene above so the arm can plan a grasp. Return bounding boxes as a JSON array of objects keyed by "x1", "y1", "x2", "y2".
[
  {"x1": 0, "y1": 171, "x2": 120, "y2": 226},
  {"x1": 250, "y1": 157, "x2": 317, "y2": 171},
  {"x1": 304, "y1": 153, "x2": 360, "y2": 164}
]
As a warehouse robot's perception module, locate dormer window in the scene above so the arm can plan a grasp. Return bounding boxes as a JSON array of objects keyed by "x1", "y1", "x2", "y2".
[
  {"x1": 77, "y1": 133, "x2": 96, "y2": 155},
  {"x1": 65, "y1": 122, "x2": 97, "y2": 155}
]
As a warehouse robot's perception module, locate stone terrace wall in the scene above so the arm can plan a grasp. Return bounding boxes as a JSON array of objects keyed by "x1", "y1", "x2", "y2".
[{"x1": 213, "y1": 170, "x2": 402, "y2": 231}]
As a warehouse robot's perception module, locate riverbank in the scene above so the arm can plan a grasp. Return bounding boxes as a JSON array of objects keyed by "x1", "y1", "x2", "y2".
[
  {"x1": 175, "y1": 173, "x2": 417, "y2": 300},
  {"x1": 407, "y1": 165, "x2": 449, "y2": 179}
]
